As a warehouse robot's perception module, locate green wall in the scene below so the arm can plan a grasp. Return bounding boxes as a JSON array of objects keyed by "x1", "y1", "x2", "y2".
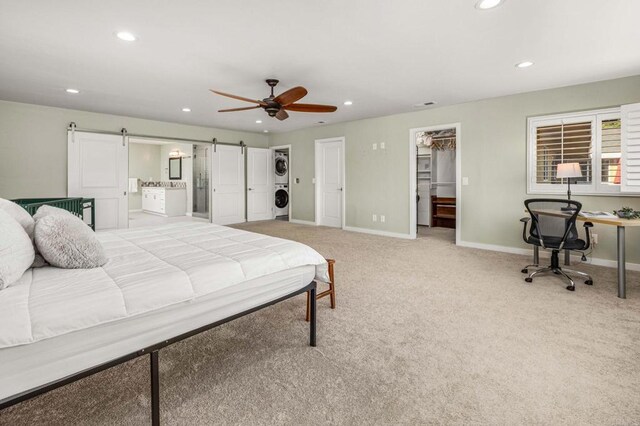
[
  {"x1": 270, "y1": 75, "x2": 640, "y2": 263},
  {"x1": 0, "y1": 100, "x2": 268, "y2": 199}
]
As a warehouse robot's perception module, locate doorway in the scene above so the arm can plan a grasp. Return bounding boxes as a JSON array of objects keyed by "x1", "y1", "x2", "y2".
[
  {"x1": 315, "y1": 137, "x2": 345, "y2": 228},
  {"x1": 192, "y1": 144, "x2": 210, "y2": 219},
  {"x1": 271, "y1": 144, "x2": 291, "y2": 222},
  {"x1": 409, "y1": 124, "x2": 461, "y2": 242}
]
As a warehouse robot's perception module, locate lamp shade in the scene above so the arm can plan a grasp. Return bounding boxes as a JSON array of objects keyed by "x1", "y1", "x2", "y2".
[{"x1": 556, "y1": 162, "x2": 582, "y2": 178}]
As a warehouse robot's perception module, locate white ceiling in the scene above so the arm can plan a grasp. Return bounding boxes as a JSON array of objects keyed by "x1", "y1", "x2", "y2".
[{"x1": 1, "y1": 0, "x2": 639, "y2": 133}]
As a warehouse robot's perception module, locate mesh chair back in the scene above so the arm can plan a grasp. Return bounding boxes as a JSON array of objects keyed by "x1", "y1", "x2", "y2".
[{"x1": 524, "y1": 199, "x2": 582, "y2": 248}]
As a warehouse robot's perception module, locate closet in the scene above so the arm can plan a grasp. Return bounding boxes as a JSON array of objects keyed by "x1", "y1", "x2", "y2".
[{"x1": 415, "y1": 128, "x2": 456, "y2": 228}]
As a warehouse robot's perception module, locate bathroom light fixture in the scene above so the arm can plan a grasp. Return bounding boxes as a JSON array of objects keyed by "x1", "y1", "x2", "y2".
[
  {"x1": 182, "y1": 107, "x2": 191, "y2": 112},
  {"x1": 256, "y1": 120, "x2": 262, "y2": 124},
  {"x1": 169, "y1": 149, "x2": 181, "y2": 157},
  {"x1": 66, "y1": 88, "x2": 80, "y2": 94},
  {"x1": 475, "y1": 0, "x2": 504, "y2": 9},
  {"x1": 343, "y1": 100, "x2": 353, "y2": 106},
  {"x1": 515, "y1": 61, "x2": 534, "y2": 68},
  {"x1": 116, "y1": 31, "x2": 137, "y2": 42}
]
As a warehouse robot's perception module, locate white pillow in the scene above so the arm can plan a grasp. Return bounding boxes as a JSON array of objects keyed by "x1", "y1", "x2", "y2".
[
  {"x1": 33, "y1": 204, "x2": 76, "y2": 222},
  {"x1": 0, "y1": 198, "x2": 35, "y2": 239},
  {"x1": 35, "y1": 213, "x2": 107, "y2": 269},
  {"x1": 0, "y1": 210, "x2": 35, "y2": 289}
]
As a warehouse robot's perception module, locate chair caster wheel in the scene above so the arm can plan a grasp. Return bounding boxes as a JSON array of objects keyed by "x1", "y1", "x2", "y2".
[
  {"x1": 525, "y1": 277, "x2": 533, "y2": 283},
  {"x1": 521, "y1": 268, "x2": 528, "y2": 273},
  {"x1": 566, "y1": 285, "x2": 575, "y2": 291},
  {"x1": 584, "y1": 280, "x2": 593, "y2": 285}
]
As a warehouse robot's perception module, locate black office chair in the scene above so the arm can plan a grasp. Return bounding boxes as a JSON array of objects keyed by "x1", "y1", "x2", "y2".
[{"x1": 520, "y1": 199, "x2": 594, "y2": 291}]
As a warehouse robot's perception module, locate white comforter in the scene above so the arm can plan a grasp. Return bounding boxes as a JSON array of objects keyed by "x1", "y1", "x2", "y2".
[{"x1": 0, "y1": 223, "x2": 328, "y2": 349}]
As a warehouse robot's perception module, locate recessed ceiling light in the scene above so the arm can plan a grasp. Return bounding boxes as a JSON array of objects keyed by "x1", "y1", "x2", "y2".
[
  {"x1": 475, "y1": 0, "x2": 504, "y2": 10},
  {"x1": 516, "y1": 61, "x2": 534, "y2": 68},
  {"x1": 116, "y1": 31, "x2": 137, "y2": 42},
  {"x1": 263, "y1": 130, "x2": 269, "y2": 133},
  {"x1": 182, "y1": 107, "x2": 191, "y2": 112},
  {"x1": 65, "y1": 88, "x2": 80, "y2": 94},
  {"x1": 343, "y1": 101, "x2": 353, "y2": 106},
  {"x1": 256, "y1": 120, "x2": 262, "y2": 124}
]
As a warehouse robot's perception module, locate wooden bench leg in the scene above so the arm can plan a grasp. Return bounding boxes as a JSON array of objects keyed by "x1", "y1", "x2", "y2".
[{"x1": 306, "y1": 259, "x2": 335, "y2": 321}]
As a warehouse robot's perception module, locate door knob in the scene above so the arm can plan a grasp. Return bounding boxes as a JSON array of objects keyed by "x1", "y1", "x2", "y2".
[
  {"x1": 338, "y1": 187, "x2": 343, "y2": 191},
  {"x1": 248, "y1": 188, "x2": 253, "y2": 191}
]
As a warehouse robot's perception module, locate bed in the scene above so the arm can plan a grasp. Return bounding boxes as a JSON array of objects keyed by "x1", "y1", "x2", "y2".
[{"x1": 0, "y1": 222, "x2": 328, "y2": 424}]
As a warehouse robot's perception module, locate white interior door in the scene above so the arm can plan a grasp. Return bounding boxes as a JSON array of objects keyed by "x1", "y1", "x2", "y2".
[
  {"x1": 211, "y1": 145, "x2": 245, "y2": 225},
  {"x1": 68, "y1": 131, "x2": 128, "y2": 230},
  {"x1": 247, "y1": 148, "x2": 273, "y2": 221},
  {"x1": 315, "y1": 139, "x2": 344, "y2": 228}
]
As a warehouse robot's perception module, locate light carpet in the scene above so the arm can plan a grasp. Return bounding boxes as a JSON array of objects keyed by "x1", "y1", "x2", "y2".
[{"x1": 1, "y1": 221, "x2": 639, "y2": 425}]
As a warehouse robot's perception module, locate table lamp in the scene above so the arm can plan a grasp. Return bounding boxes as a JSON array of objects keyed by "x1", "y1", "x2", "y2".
[{"x1": 556, "y1": 162, "x2": 582, "y2": 200}]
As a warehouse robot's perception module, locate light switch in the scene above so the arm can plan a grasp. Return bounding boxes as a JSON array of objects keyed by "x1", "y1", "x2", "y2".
[
  {"x1": 372, "y1": 214, "x2": 377, "y2": 222},
  {"x1": 372, "y1": 143, "x2": 377, "y2": 150},
  {"x1": 295, "y1": 178, "x2": 300, "y2": 184},
  {"x1": 462, "y1": 177, "x2": 469, "y2": 186},
  {"x1": 380, "y1": 142, "x2": 385, "y2": 149},
  {"x1": 380, "y1": 215, "x2": 385, "y2": 223}
]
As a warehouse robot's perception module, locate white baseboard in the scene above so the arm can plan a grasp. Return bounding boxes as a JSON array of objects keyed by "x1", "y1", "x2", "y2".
[
  {"x1": 128, "y1": 209, "x2": 142, "y2": 213},
  {"x1": 289, "y1": 219, "x2": 316, "y2": 226},
  {"x1": 343, "y1": 226, "x2": 413, "y2": 240},
  {"x1": 458, "y1": 240, "x2": 640, "y2": 272},
  {"x1": 186, "y1": 212, "x2": 193, "y2": 217}
]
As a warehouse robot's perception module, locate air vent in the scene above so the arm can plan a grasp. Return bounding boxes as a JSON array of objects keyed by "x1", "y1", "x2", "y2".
[{"x1": 414, "y1": 102, "x2": 436, "y2": 107}]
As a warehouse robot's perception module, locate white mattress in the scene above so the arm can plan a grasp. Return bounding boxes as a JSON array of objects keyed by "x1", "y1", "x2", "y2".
[
  {"x1": 0, "y1": 222, "x2": 328, "y2": 349},
  {"x1": 0, "y1": 265, "x2": 315, "y2": 402}
]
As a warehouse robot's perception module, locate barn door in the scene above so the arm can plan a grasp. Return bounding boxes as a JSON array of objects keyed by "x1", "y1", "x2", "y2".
[
  {"x1": 211, "y1": 144, "x2": 246, "y2": 225},
  {"x1": 68, "y1": 131, "x2": 128, "y2": 230}
]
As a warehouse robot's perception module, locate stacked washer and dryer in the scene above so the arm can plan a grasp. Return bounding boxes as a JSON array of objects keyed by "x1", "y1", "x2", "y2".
[{"x1": 274, "y1": 150, "x2": 289, "y2": 218}]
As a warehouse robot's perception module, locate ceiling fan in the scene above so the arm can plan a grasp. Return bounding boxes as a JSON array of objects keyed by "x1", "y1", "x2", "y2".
[{"x1": 210, "y1": 79, "x2": 337, "y2": 121}]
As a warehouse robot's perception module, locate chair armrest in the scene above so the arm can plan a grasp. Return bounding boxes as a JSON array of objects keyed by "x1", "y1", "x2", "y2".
[
  {"x1": 520, "y1": 217, "x2": 530, "y2": 243},
  {"x1": 582, "y1": 221, "x2": 593, "y2": 249}
]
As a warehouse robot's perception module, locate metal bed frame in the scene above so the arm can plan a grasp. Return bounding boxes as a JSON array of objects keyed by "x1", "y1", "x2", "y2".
[{"x1": 0, "y1": 282, "x2": 318, "y2": 425}]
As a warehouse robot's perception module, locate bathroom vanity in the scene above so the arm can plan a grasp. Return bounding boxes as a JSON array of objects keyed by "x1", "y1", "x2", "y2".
[{"x1": 142, "y1": 187, "x2": 187, "y2": 217}]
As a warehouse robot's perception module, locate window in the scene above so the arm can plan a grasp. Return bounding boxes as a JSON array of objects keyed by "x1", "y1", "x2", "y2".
[{"x1": 528, "y1": 108, "x2": 625, "y2": 195}]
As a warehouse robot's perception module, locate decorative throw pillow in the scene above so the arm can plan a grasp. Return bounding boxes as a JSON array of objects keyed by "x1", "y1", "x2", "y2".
[
  {"x1": 33, "y1": 204, "x2": 76, "y2": 222},
  {"x1": 0, "y1": 198, "x2": 35, "y2": 239},
  {"x1": 35, "y1": 213, "x2": 107, "y2": 269},
  {"x1": 0, "y1": 210, "x2": 35, "y2": 289}
]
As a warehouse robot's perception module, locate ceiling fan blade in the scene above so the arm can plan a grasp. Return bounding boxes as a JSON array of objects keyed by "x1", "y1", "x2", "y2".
[
  {"x1": 275, "y1": 109, "x2": 289, "y2": 121},
  {"x1": 273, "y1": 86, "x2": 307, "y2": 106},
  {"x1": 284, "y1": 103, "x2": 338, "y2": 113},
  {"x1": 210, "y1": 89, "x2": 266, "y2": 106},
  {"x1": 218, "y1": 105, "x2": 261, "y2": 112}
]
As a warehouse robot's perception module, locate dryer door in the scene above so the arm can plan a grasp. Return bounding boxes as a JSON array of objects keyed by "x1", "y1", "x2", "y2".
[{"x1": 275, "y1": 157, "x2": 288, "y2": 176}]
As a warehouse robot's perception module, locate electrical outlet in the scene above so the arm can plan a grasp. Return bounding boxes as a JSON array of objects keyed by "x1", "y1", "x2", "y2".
[
  {"x1": 372, "y1": 214, "x2": 377, "y2": 222},
  {"x1": 592, "y1": 233, "x2": 598, "y2": 245},
  {"x1": 372, "y1": 143, "x2": 377, "y2": 150},
  {"x1": 380, "y1": 215, "x2": 385, "y2": 223}
]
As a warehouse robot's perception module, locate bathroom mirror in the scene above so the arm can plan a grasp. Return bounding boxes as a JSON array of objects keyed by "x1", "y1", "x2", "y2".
[{"x1": 169, "y1": 157, "x2": 182, "y2": 180}]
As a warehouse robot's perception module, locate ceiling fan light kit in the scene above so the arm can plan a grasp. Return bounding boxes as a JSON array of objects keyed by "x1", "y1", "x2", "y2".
[{"x1": 211, "y1": 79, "x2": 338, "y2": 121}]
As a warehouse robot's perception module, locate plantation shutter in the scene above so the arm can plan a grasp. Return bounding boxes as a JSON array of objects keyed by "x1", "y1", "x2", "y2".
[
  {"x1": 535, "y1": 120, "x2": 593, "y2": 185},
  {"x1": 621, "y1": 103, "x2": 640, "y2": 192}
]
